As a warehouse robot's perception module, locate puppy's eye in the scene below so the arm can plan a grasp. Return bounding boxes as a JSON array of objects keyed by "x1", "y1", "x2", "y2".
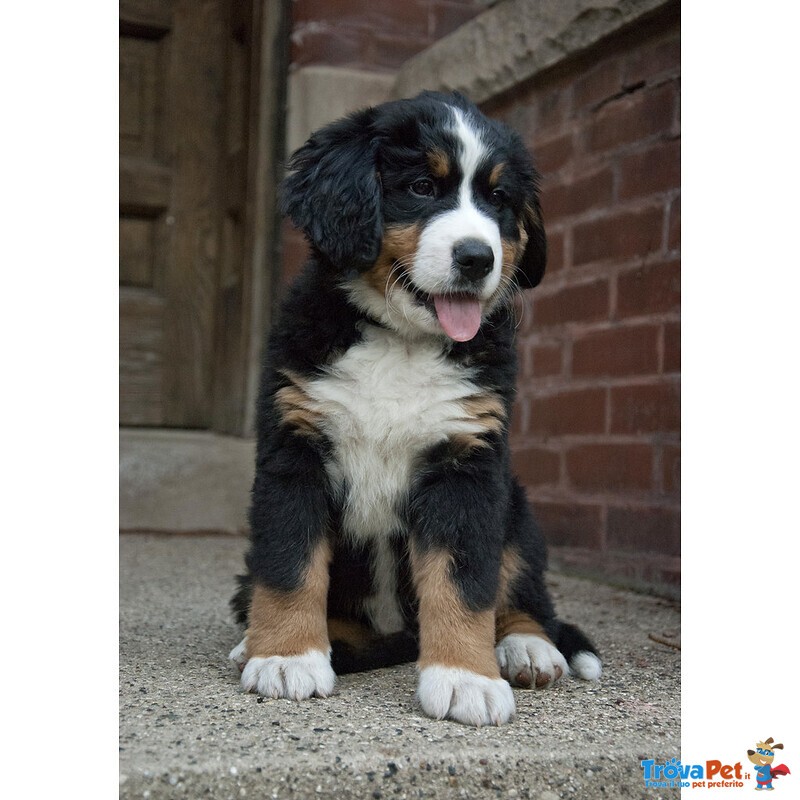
[
  {"x1": 490, "y1": 188, "x2": 508, "y2": 207},
  {"x1": 410, "y1": 178, "x2": 435, "y2": 197}
]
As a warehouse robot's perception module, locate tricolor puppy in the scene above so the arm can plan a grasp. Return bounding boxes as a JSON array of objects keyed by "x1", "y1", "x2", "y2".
[{"x1": 229, "y1": 91, "x2": 601, "y2": 726}]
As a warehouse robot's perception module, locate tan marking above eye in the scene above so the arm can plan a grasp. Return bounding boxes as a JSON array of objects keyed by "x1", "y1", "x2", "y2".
[
  {"x1": 489, "y1": 162, "x2": 506, "y2": 188},
  {"x1": 427, "y1": 148, "x2": 451, "y2": 179}
]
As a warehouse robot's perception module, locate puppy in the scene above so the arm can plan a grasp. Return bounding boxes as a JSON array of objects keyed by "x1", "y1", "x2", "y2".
[{"x1": 229, "y1": 91, "x2": 601, "y2": 726}]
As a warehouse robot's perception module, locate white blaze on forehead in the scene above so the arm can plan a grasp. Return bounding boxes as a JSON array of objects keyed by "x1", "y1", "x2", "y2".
[
  {"x1": 411, "y1": 107, "x2": 503, "y2": 298},
  {"x1": 451, "y1": 106, "x2": 487, "y2": 201}
]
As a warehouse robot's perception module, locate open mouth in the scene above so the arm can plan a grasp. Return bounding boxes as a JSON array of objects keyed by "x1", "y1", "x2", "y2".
[{"x1": 398, "y1": 273, "x2": 484, "y2": 342}]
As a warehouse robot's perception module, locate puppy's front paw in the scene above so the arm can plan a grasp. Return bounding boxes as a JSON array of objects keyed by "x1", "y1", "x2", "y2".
[
  {"x1": 240, "y1": 649, "x2": 335, "y2": 700},
  {"x1": 228, "y1": 638, "x2": 247, "y2": 672},
  {"x1": 495, "y1": 633, "x2": 568, "y2": 689},
  {"x1": 417, "y1": 665, "x2": 515, "y2": 727}
]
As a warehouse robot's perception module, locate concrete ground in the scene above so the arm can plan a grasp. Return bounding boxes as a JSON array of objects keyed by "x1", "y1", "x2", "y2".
[{"x1": 119, "y1": 534, "x2": 680, "y2": 800}]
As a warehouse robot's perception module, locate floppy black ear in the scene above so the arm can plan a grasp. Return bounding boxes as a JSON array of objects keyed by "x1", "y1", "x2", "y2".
[
  {"x1": 281, "y1": 107, "x2": 382, "y2": 271},
  {"x1": 518, "y1": 196, "x2": 547, "y2": 288}
]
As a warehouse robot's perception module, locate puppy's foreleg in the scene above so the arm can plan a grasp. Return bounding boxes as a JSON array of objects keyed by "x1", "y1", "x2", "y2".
[
  {"x1": 240, "y1": 538, "x2": 335, "y2": 700},
  {"x1": 411, "y1": 544, "x2": 514, "y2": 727}
]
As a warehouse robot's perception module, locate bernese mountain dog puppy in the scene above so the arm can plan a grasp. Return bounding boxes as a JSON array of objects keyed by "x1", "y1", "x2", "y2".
[{"x1": 229, "y1": 91, "x2": 601, "y2": 727}]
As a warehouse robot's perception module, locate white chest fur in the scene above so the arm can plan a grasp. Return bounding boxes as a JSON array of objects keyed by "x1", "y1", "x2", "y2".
[{"x1": 304, "y1": 326, "x2": 485, "y2": 542}]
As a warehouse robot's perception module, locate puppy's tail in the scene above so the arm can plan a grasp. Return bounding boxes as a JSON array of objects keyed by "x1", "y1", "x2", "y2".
[{"x1": 554, "y1": 621, "x2": 603, "y2": 681}]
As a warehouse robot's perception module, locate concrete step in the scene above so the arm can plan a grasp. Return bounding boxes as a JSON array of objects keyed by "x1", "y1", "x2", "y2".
[
  {"x1": 119, "y1": 428, "x2": 255, "y2": 534},
  {"x1": 119, "y1": 534, "x2": 680, "y2": 799}
]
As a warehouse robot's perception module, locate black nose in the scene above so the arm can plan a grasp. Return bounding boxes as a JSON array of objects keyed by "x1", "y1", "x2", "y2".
[{"x1": 452, "y1": 239, "x2": 494, "y2": 282}]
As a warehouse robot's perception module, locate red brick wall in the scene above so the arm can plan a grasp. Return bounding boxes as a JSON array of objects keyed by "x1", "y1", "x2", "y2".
[
  {"x1": 291, "y1": 0, "x2": 487, "y2": 72},
  {"x1": 484, "y1": 9, "x2": 680, "y2": 593}
]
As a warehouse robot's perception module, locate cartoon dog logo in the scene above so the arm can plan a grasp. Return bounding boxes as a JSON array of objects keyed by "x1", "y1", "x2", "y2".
[{"x1": 747, "y1": 738, "x2": 791, "y2": 790}]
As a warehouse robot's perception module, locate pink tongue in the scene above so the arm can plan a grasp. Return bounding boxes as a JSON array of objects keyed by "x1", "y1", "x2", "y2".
[{"x1": 433, "y1": 294, "x2": 482, "y2": 342}]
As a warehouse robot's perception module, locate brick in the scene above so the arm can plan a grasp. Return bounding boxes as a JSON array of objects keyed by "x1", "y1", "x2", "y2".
[
  {"x1": 668, "y1": 195, "x2": 680, "y2": 250},
  {"x1": 544, "y1": 228, "x2": 565, "y2": 272},
  {"x1": 574, "y1": 57, "x2": 623, "y2": 110},
  {"x1": 291, "y1": 27, "x2": 366, "y2": 68},
  {"x1": 530, "y1": 387, "x2": 606, "y2": 437},
  {"x1": 662, "y1": 322, "x2": 680, "y2": 373},
  {"x1": 366, "y1": 31, "x2": 432, "y2": 70},
  {"x1": 616, "y1": 259, "x2": 680, "y2": 318},
  {"x1": 293, "y1": 0, "x2": 430, "y2": 38},
  {"x1": 572, "y1": 325, "x2": 659, "y2": 378},
  {"x1": 511, "y1": 445, "x2": 560, "y2": 488},
  {"x1": 533, "y1": 279, "x2": 609, "y2": 328},
  {"x1": 530, "y1": 342, "x2": 562, "y2": 377},
  {"x1": 431, "y1": 2, "x2": 484, "y2": 39},
  {"x1": 572, "y1": 206, "x2": 664, "y2": 267},
  {"x1": 610, "y1": 381, "x2": 680, "y2": 434},
  {"x1": 624, "y1": 35, "x2": 680, "y2": 86},
  {"x1": 531, "y1": 132, "x2": 574, "y2": 175},
  {"x1": 531, "y1": 501, "x2": 603, "y2": 549},
  {"x1": 607, "y1": 505, "x2": 680, "y2": 556},
  {"x1": 618, "y1": 139, "x2": 680, "y2": 201},
  {"x1": 566, "y1": 443, "x2": 653, "y2": 492},
  {"x1": 586, "y1": 82, "x2": 676, "y2": 153},
  {"x1": 533, "y1": 86, "x2": 572, "y2": 133},
  {"x1": 509, "y1": 397, "x2": 528, "y2": 438},
  {"x1": 662, "y1": 444, "x2": 681, "y2": 494},
  {"x1": 542, "y1": 168, "x2": 614, "y2": 220}
]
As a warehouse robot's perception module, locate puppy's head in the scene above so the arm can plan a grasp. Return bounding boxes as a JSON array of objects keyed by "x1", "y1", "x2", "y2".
[{"x1": 282, "y1": 91, "x2": 546, "y2": 341}]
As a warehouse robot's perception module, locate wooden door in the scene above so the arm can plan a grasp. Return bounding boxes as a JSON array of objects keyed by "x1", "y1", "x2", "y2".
[
  {"x1": 120, "y1": 0, "x2": 227, "y2": 428},
  {"x1": 120, "y1": 0, "x2": 285, "y2": 432}
]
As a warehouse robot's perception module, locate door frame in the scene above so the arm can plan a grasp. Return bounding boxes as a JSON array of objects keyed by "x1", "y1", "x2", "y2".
[{"x1": 212, "y1": 0, "x2": 289, "y2": 437}]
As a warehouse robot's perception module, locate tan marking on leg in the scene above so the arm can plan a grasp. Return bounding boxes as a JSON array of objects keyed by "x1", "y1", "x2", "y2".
[
  {"x1": 410, "y1": 545, "x2": 499, "y2": 679},
  {"x1": 274, "y1": 370, "x2": 323, "y2": 437},
  {"x1": 327, "y1": 618, "x2": 373, "y2": 649},
  {"x1": 494, "y1": 546, "x2": 555, "y2": 643},
  {"x1": 495, "y1": 547, "x2": 524, "y2": 608},
  {"x1": 494, "y1": 546, "x2": 559, "y2": 686},
  {"x1": 427, "y1": 148, "x2": 451, "y2": 179},
  {"x1": 245, "y1": 539, "x2": 332, "y2": 659},
  {"x1": 364, "y1": 223, "x2": 421, "y2": 297},
  {"x1": 496, "y1": 610, "x2": 550, "y2": 641}
]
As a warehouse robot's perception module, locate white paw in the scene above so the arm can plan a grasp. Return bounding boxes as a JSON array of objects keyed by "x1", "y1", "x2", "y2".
[
  {"x1": 417, "y1": 665, "x2": 515, "y2": 727},
  {"x1": 495, "y1": 634, "x2": 569, "y2": 689},
  {"x1": 240, "y1": 649, "x2": 335, "y2": 700},
  {"x1": 228, "y1": 638, "x2": 247, "y2": 672},
  {"x1": 570, "y1": 650, "x2": 603, "y2": 681}
]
